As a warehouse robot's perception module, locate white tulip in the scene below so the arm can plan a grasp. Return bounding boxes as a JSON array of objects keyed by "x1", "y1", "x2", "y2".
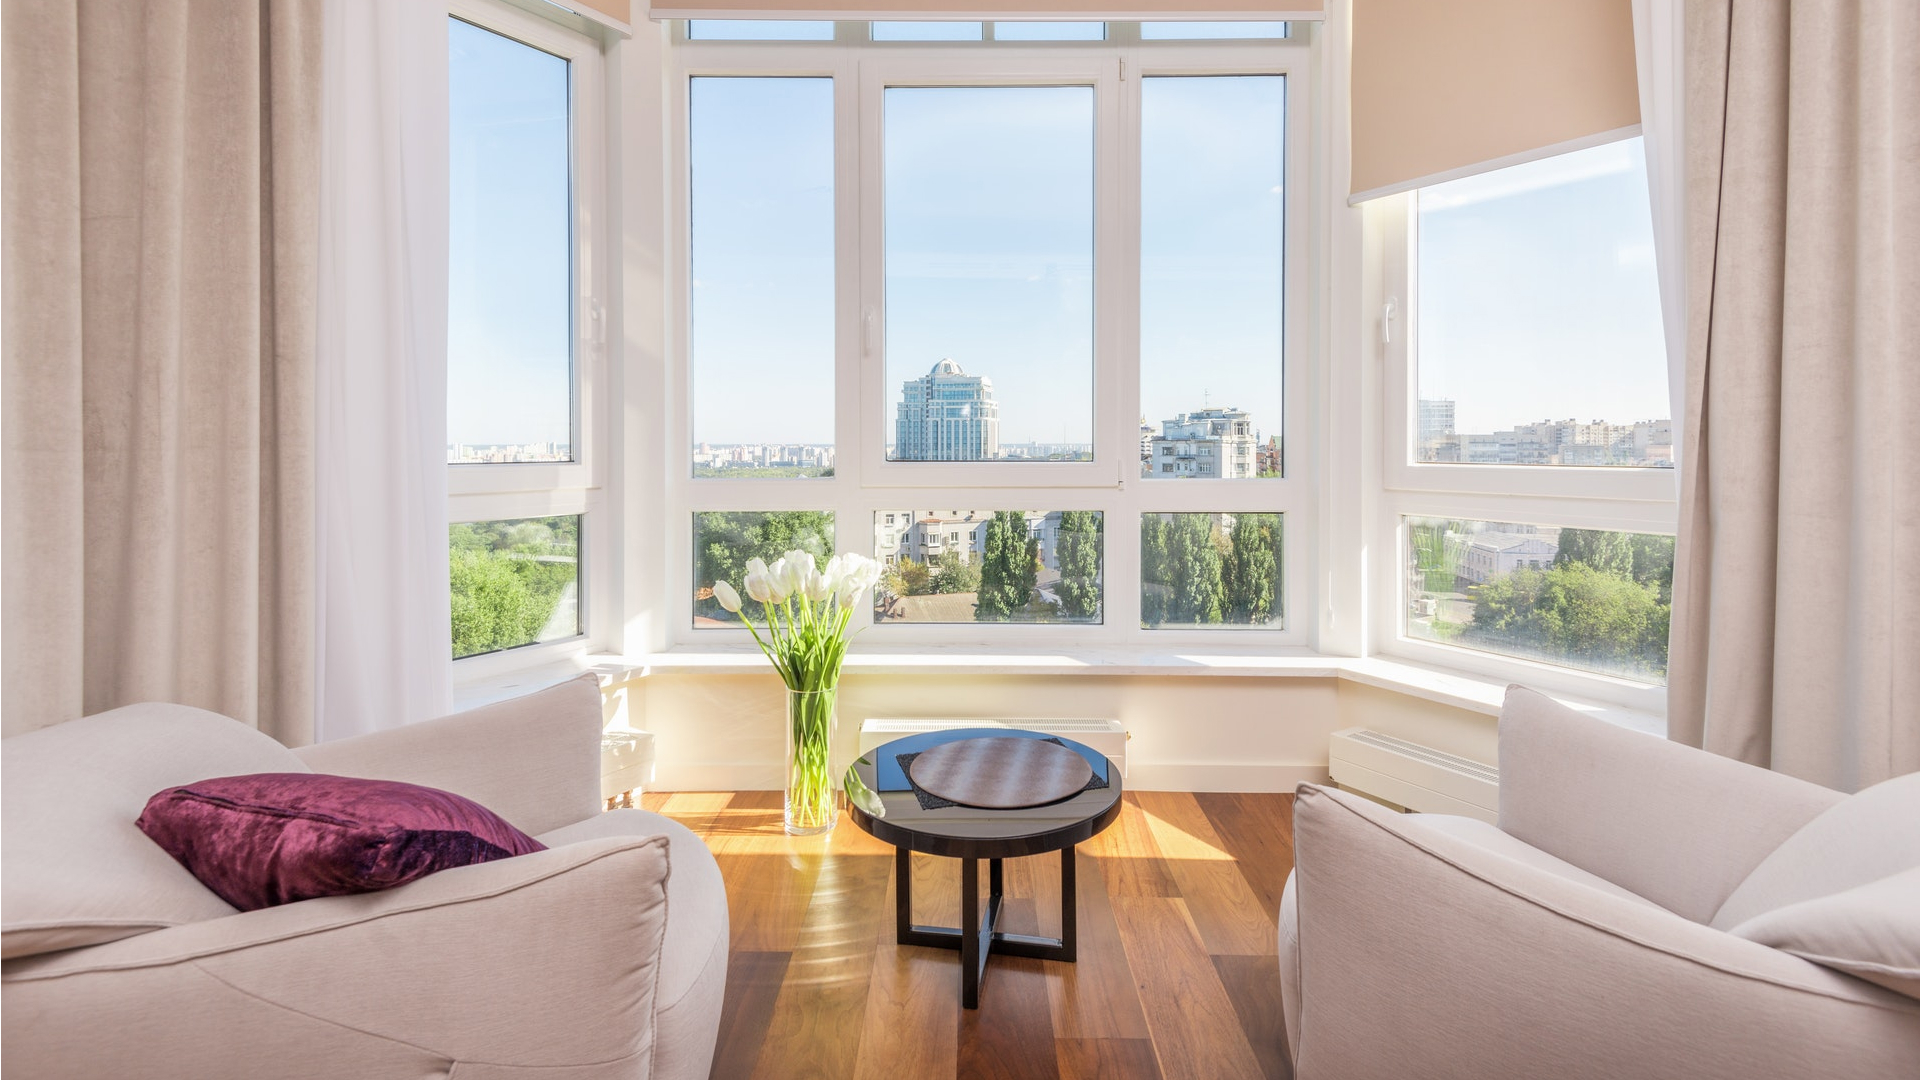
[
  {"x1": 835, "y1": 574, "x2": 866, "y2": 608},
  {"x1": 744, "y1": 572, "x2": 772, "y2": 605},
  {"x1": 824, "y1": 554, "x2": 847, "y2": 584},
  {"x1": 803, "y1": 567, "x2": 832, "y2": 602},
  {"x1": 713, "y1": 580, "x2": 742, "y2": 613},
  {"x1": 745, "y1": 557, "x2": 770, "y2": 581},
  {"x1": 781, "y1": 550, "x2": 814, "y2": 595}
]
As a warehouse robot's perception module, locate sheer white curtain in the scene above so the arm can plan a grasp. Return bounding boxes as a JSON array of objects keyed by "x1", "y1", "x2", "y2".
[
  {"x1": 1631, "y1": 0, "x2": 1686, "y2": 462},
  {"x1": 315, "y1": 0, "x2": 452, "y2": 739}
]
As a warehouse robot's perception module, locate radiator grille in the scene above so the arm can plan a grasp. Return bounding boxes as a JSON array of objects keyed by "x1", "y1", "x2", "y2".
[{"x1": 1343, "y1": 729, "x2": 1499, "y2": 784}]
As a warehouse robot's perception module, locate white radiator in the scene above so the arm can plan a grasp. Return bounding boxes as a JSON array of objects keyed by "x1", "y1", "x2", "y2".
[
  {"x1": 859, "y1": 718, "x2": 1128, "y2": 777},
  {"x1": 1328, "y1": 728, "x2": 1499, "y2": 823}
]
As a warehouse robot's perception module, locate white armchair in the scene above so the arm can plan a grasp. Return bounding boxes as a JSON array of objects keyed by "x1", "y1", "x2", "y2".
[
  {"x1": 2, "y1": 675, "x2": 728, "y2": 1080},
  {"x1": 1279, "y1": 686, "x2": 1920, "y2": 1079}
]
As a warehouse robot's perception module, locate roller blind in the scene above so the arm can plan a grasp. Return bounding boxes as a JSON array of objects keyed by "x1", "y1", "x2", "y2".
[
  {"x1": 650, "y1": 1, "x2": 1324, "y2": 19},
  {"x1": 1350, "y1": 0, "x2": 1639, "y2": 201},
  {"x1": 571, "y1": 0, "x2": 633, "y2": 28}
]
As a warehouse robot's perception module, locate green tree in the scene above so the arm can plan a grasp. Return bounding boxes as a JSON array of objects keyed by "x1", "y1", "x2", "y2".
[
  {"x1": 693, "y1": 510, "x2": 833, "y2": 620},
  {"x1": 885, "y1": 558, "x2": 932, "y2": 597},
  {"x1": 1224, "y1": 513, "x2": 1282, "y2": 624},
  {"x1": 1555, "y1": 528, "x2": 1633, "y2": 578},
  {"x1": 1166, "y1": 514, "x2": 1225, "y2": 624},
  {"x1": 1471, "y1": 562, "x2": 1669, "y2": 677},
  {"x1": 1055, "y1": 511, "x2": 1102, "y2": 620},
  {"x1": 932, "y1": 554, "x2": 982, "y2": 594},
  {"x1": 1139, "y1": 515, "x2": 1171, "y2": 625},
  {"x1": 1629, "y1": 533, "x2": 1676, "y2": 599},
  {"x1": 449, "y1": 516, "x2": 578, "y2": 659},
  {"x1": 975, "y1": 511, "x2": 1034, "y2": 621}
]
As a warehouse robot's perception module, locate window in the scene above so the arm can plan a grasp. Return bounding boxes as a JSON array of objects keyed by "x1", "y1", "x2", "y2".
[
  {"x1": 883, "y1": 86, "x2": 1094, "y2": 463},
  {"x1": 1141, "y1": 75, "x2": 1284, "y2": 480},
  {"x1": 671, "y1": 25, "x2": 1308, "y2": 643},
  {"x1": 447, "y1": 2, "x2": 604, "y2": 669},
  {"x1": 451, "y1": 516, "x2": 582, "y2": 659},
  {"x1": 1403, "y1": 517, "x2": 1672, "y2": 682},
  {"x1": 688, "y1": 20, "x2": 834, "y2": 40},
  {"x1": 1139, "y1": 22, "x2": 1288, "y2": 39},
  {"x1": 874, "y1": 510, "x2": 1103, "y2": 624},
  {"x1": 1414, "y1": 139, "x2": 1669, "y2": 468},
  {"x1": 689, "y1": 76, "x2": 835, "y2": 478},
  {"x1": 1379, "y1": 135, "x2": 1676, "y2": 702}
]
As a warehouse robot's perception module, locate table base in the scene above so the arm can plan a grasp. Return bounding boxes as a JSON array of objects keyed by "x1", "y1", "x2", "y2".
[{"x1": 895, "y1": 845, "x2": 1078, "y2": 1009}]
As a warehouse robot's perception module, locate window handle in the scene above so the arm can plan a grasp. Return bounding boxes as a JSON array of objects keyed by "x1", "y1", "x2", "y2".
[{"x1": 863, "y1": 308, "x2": 876, "y2": 357}]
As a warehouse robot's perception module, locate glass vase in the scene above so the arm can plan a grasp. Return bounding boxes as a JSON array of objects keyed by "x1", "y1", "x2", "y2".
[{"x1": 784, "y1": 686, "x2": 839, "y2": 835}]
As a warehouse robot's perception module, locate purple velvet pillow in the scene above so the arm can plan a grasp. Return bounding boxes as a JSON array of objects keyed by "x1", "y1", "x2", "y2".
[{"x1": 136, "y1": 773, "x2": 546, "y2": 911}]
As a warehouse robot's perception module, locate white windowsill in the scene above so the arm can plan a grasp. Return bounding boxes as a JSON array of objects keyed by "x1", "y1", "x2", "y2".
[{"x1": 451, "y1": 644, "x2": 1666, "y2": 737}]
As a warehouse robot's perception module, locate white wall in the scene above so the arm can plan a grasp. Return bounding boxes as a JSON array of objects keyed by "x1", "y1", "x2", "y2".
[{"x1": 618, "y1": 671, "x2": 1495, "y2": 792}]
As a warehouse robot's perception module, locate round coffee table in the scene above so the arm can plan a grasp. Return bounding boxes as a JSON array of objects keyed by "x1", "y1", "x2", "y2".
[{"x1": 844, "y1": 728, "x2": 1123, "y2": 1009}]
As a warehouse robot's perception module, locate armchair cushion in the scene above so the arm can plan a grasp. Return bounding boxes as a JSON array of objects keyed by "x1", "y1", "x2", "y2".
[
  {"x1": 1711, "y1": 773, "x2": 1920, "y2": 930},
  {"x1": 1730, "y1": 866, "x2": 1920, "y2": 1000},
  {"x1": 136, "y1": 773, "x2": 546, "y2": 910},
  {"x1": 1, "y1": 704, "x2": 309, "y2": 959}
]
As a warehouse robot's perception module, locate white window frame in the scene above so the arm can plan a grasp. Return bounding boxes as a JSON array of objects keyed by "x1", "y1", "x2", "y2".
[
  {"x1": 447, "y1": 0, "x2": 611, "y2": 679},
  {"x1": 1370, "y1": 154, "x2": 1679, "y2": 713},
  {"x1": 665, "y1": 25, "x2": 1316, "y2": 650}
]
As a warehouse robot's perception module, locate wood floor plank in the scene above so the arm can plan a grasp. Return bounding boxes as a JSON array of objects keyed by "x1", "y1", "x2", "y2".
[
  {"x1": 708, "y1": 793, "x2": 827, "y2": 953},
  {"x1": 958, "y1": 956, "x2": 1061, "y2": 1080},
  {"x1": 1056, "y1": 1038, "x2": 1164, "y2": 1080},
  {"x1": 1112, "y1": 898, "x2": 1267, "y2": 1080},
  {"x1": 1134, "y1": 791, "x2": 1280, "y2": 957},
  {"x1": 709, "y1": 950, "x2": 788, "y2": 1080},
  {"x1": 1083, "y1": 795, "x2": 1179, "y2": 898},
  {"x1": 750, "y1": 850, "x2": 893, "y2": 1080},
  {"x1": 1193, "y1": 792, "x2": 1296, "y2": 917},
  {"x1": 1212, "y1": 954, "x2": 1293, "y2": 1080},
  {"x1": 854, "y1": 945, "x2": 961, "y2": 1079},
  {"x1": 1044, "y1": 851, "x2": 1152, "y2": 1042}
]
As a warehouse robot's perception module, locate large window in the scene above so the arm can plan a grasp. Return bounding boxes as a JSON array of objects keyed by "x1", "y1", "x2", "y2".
[
  {"x1": 1381, "y1": 135, "x2": 1676, "y2": 701},
  {"x1": 883, "y1": 86, "x2": 1094, "y2": 463},
  {"x1": 673, "y1": 24, "x2": 1308, "y2": 643},
  {"x1": 447, "y1": 2, "x2": 604, "y2": 669}
]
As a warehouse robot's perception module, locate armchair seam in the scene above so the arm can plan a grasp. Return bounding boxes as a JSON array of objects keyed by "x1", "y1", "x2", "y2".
[{"x1": 1300, "y1": 787, "x2": 1920, "y2": 1014}]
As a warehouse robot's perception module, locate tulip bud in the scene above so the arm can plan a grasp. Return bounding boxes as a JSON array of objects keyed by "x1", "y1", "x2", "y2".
[{"x1": 713, "y1": 580, "x2": 742, "y2": 613}]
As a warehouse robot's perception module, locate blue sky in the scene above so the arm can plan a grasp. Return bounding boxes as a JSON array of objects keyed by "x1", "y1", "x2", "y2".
[
  {"x1": 448, "y1": 19, "x2": 573, "y2": 452},
  {"x1": 1418, "y1": 137, "x2": 1670, "y2": 434},
  {"x1": 451, "y1": 36, "x2": 1668, "y2": 453}
]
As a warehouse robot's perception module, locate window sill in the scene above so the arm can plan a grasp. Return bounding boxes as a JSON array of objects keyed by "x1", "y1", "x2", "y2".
[{"x1": 450, "y1": 644, "x2": 1666, "y2": 739}]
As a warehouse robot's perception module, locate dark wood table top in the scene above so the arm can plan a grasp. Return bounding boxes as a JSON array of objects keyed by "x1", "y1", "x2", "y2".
[{"x1": 845, "y1": 728, "x2": 1123, "y2": 859}]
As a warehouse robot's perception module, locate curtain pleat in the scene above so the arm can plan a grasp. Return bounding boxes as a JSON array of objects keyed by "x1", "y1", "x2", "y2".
[
  {"x1": 1, "y1": 0, "x2": 320, "y2": 744},
  {"x1": 1670, "y1": 0, "x2": 1920, "y2": 791}
]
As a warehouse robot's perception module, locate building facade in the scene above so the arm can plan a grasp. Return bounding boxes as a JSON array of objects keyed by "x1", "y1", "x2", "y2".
[
  {"x1": 893, "y1": 358, "x2": 999, "y2": 461},
  {"x1": 1146, "y1": 407, "x2": 1257, "y2": 478}
]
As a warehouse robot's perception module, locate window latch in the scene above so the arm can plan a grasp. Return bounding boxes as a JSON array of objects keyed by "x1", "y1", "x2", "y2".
[{"x1": 1382, "y1": 297, "x2": 1397, "y2": 346}]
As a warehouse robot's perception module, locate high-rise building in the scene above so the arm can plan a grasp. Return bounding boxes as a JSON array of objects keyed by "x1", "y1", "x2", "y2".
[
  {"x1": 1146, "y1": 407, "x2": 1256, "y2": 478},
  {"x1": 893, "y1": 358, "x2": 999, "y2": 461}
]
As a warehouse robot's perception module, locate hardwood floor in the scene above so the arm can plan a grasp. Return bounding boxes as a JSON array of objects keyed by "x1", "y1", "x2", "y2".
[{"x1": 640, "y1": 790, "x2": 1296, "y2": 1080}]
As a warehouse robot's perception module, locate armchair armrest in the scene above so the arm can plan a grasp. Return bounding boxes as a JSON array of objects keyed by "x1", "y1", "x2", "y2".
[
  {"x1": 294, "y1": 674, "x2": 603, "y2": 835},
  {"x1": 1497, "y1": 685, "x2": 1842, "y2": 922},
  {"x1": 1290, "y1": 784, "x2": 1920, "y2": 1080},
  {"x1": 2, "y1": 835, "x2": 673, "y2": 1079}
]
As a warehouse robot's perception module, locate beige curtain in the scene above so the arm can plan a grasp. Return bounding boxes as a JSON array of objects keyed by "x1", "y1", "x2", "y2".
[
  {"x1": 1, "y1": 1, "x2": 321, "y2": 744},
  {"x1": 1669, "y1": 0, "x2": 1920, "y2": 792}
]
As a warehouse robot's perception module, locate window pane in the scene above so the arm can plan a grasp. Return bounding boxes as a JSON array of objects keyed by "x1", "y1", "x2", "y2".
[
  {"x1": 1140, "y1": 22, "x2": 1288, "y2": 39},
  {"x1": 1140, "y1": 513, "x2": 1283, "y2": 629},
  {"x1": 874, "y1": 510, "x2": 1103, "y2": 624},
  {"x1": 693, "y1": 511, "x2": 836, "y2": 626},
  {"x1": 450, "y1": 516, "x2": 581, "y2": 659},
  {"x1": 872, "y1": 22, "x2": 983, "y2": 40},
  {"x1": 1404, "y1": 517, "x2": 1673, "y2": 682},
  {"x1": 1416, "y1": 138, "x2": 1671, "y2": 467},
  {"x1": 885, "y1": 87, "x2": 1094, "y2": 462},
  {"x1": 688, "y1": 20, "x2": 834, "y2": 40},
  {"x1": 690, "y1": 78, "x2": 835, "y2": 478},
  {"x1": 448, "y1": 20, "x2": 572, "y2": 464},
  {"x1": 994, "y1": 22, "x2": 1105, "y2": 41},
  {"x1": 1140, "y1": 76, "x2": 1285, "y2": 480}
]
